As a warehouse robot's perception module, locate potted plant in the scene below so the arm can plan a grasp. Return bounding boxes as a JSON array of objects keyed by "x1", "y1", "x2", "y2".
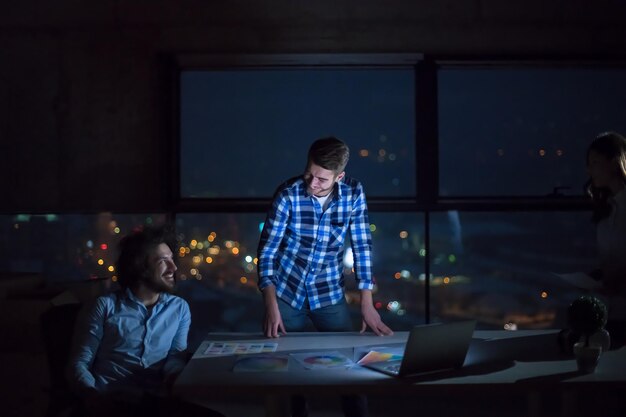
[{"x1": 567, "y1": 295, "x2": 610, "y2": 373}]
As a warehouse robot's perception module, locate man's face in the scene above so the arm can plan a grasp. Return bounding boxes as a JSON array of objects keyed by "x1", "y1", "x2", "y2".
[
  {"x1": 144, "y1": 243, "x2": 177, "y2": 293},
  {"x1": 304, "y1": 162, "x2": 345, "y2": 197}
]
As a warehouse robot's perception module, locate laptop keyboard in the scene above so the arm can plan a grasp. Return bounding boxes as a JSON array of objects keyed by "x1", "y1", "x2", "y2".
[{"x1": 385, "y1": 364, "x2": 401, "y2": 374}]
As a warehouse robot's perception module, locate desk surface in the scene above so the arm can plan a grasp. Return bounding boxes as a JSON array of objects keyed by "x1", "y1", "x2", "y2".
[{"x1": 174, "y1": 330, "x2": 626, "y2": 398}]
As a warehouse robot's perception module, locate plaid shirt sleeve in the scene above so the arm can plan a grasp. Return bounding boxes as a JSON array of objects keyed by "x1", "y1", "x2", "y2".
[
  {"x1": 349, "y1": 182, "x2": 375, "y2": 290},
  {"x1": 257, "y1": 189, "x2": 291, "y2": 290}
]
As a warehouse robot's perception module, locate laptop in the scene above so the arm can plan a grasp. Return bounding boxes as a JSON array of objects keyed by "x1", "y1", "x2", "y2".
[{"x1": 363, "y1": 320, "x2": 476, "y2": 377}]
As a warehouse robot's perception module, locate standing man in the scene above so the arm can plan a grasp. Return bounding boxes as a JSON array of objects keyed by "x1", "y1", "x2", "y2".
[
  {"x1": 68, "y1": 225, "x2": 222, "y2": 417},
  {"x1": 258, "y1": 137, "x2": 392, "y2": 417}
]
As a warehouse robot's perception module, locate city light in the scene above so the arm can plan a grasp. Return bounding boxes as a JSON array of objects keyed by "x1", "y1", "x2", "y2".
[
  {"x1": 114, "y1": 227, "x2": 120, "y2": 234},
  {"x1": 192, "y1": 255, "x2": 202, "y2": 265},
  {"x1": 443, "y1": 276, "x2": 451, "y2": 284},
  {"x1": 86, "y1": 240, "x2": 94, "y2": 248},
  {"x1": 100, "y1": 244, "x2": 108, "y2": 250},
  {"x1": 245, "y1": 255, "x2": 253, "y2": 263},
  {"x1": 111, "y1": 275, "x2": 117, "y2": 282},
  {"x1": 399, "y1": 231, "x2": 408, "y2": 239},
  {"x1": 231, "y1": 247, "x2": 240, "y2": 255},
  {"x1": 97, "y1": 259, "x2": 104, "y2": 265},
  {"x1": 108, "y1": 266, "x2": 114, "y2": 272},
  {"x1": 539, "y1": 149, "x2": 546, "y2": 157},
  {"x1": 190, "y1": 268, "x2": 198, "y2": 276},
  {"x1": 359, "y1": 149, "x2": 369, "y2": 157},
  {"x1": 419, "y1": 248, "x2": 426, "y2": 257},
  {"x1": 541, "y1": 291, "x2": 548, "y2": 299},
  {"x1": 240, "y1": 276, "x2": 248, "y2": 284},
  {"x1": 448, "y1": 254, "x2": 456, "y2": 263},
  {"x1": 394, "y1": 272, "x2": 401, "y2": 280},
  {"x1": 205, "y1": 256, "x2": 213, "y2": 264},
  {"x1": 370, "y1": 224, "x2": 377, "y2": 232}
]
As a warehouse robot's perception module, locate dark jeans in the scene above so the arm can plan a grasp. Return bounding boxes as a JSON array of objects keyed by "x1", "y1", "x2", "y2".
[{"x1": 278, "y1": 297, "x2": 368, "y2": 417}]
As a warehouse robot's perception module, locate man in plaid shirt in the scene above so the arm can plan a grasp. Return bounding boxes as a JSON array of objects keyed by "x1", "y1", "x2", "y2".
[{"x1": 257, "y1": 137, "x2": 392, "y2": 417}]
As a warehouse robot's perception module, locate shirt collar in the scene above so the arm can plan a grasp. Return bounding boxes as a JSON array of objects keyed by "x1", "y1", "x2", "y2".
[{"x1": 124, "y1": 287, "x2": 172, "y2": 307}]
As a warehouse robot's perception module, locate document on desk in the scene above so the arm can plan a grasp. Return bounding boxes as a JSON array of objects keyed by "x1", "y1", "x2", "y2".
[
  {"x1": 552, "y1": 272, "x2": 603, "y2": 290},
  {"x1": 199, "y1": 341, "x2": 278, "y2": 357},
  {"x1": 291, "y1": 351, "x2": 354, "y2": 370},
  {"x1": 232, "y1": 354, "x2": 289, "y2": 372}
]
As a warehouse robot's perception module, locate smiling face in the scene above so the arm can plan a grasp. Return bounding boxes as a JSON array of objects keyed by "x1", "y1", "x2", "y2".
[
  {"x1": 304, "y1": 162, "x2": 344, "y2": 197},
  {"x1": 143, "y1": 243, "x2": 177, "y2": 293}
]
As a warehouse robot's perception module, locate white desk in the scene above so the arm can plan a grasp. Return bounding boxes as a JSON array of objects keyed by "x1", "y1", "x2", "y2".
[{"x1": 174, "y1": 330, "x2": 626, "y2": 416}]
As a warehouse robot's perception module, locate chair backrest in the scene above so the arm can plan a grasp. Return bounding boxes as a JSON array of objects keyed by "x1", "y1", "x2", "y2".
[{"x1": 40, "y1": 302, "x2": 83, "y2": 416}]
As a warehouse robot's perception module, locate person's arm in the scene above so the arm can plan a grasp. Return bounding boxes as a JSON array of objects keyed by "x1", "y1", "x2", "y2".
[
  {"x1": 67, "y1": 298, "x2": 107, "y2": 396},
  {"x1": 258, "y1": 190, "x2": 291, "y2": 338},
  {"x1": 349, "y1": 183, "x2": 393, "y2": 336},
  {"x1": 163, "y1": 300, "x2": 191, "y2": 392},
  {"x1": 261, "y1": 285, "x2": 286, "y2": 338}
]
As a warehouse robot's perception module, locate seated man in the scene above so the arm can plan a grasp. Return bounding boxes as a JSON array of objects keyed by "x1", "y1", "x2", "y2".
[{"x1": 67, "y1": 225, "x2": 221, "y2": 417}]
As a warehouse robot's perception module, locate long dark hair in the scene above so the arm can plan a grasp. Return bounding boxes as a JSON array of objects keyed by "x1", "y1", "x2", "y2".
[
  {"x1": 116, "y1": 225, "x2": 178, "y2": 289},
  {"x1": 585, "y1": 132, "x2": 626, "y2": 223}
]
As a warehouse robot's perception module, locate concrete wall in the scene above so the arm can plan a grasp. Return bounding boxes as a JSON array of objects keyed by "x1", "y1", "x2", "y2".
[{"x1": 1, "y1": 0, "x2": 625, "y2": 211}]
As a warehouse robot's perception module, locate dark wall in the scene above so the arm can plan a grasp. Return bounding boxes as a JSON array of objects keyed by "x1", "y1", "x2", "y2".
[{"x1": 1, "y1": 0, "x2": 625, "y2": 211}]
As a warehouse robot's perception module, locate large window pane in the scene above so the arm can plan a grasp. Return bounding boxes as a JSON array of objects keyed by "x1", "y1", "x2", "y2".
[
  {"x1": 174, "y1": 212, "x2": 424, "y2": 346},
  {"x1": 429, "y1": 211, "x2": 597, "y2": 329},
  {"x1": 439, "y1": 68, "x2": 626, "y2": 196},
  {"x1": 180, "y1": 69, "x2": 415, "y2": 198},
  {"x1": 0, "y1": 213, "x2": 165, "y2": 284}
]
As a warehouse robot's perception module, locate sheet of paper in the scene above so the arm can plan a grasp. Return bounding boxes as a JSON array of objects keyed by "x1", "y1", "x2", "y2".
[
  {"x1": 291, "y1": 351, "x2": 354, "y2": 370},
  {"x1": 232, "y1": 354, "x2": 289, "y2": 372},
  {"x1": 553, "y1": 272, "x2": 603, "y2": 290},
  {"x1": 201, "y1": 341, "x2": 278, "y2": 356},
  {"x1": 357, "y1": 350, "x2": 404, "y2": 365}
]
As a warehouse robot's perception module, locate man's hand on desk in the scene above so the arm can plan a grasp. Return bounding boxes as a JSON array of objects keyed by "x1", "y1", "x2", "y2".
[
  {"x1": 360, "y1": 290, "x2": 393, "y2": 336},
  {"x1": 262, "y1": 286, "x2": 287, "y2": 338}
]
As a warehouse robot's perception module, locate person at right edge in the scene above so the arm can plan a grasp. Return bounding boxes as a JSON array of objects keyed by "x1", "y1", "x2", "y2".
[
  {"x1": 257, "y1": 137, "x2": 393, "y2": 417},
  {"x1": 586, "y1": 131, "x2": 626, "y2": 348}
]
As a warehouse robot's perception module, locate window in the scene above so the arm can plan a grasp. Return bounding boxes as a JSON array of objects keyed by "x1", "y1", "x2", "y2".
[
  {"x1": 1, "y1": 213, "x2": 165, "y2": 283},
  {"x1": 429, "y1": 211, "x2": 597, "y2": 329},
  {"x1": 438, "y1": 68, "x2": 626, "y2": 196},
  {"x1": 180, "y1": 69, "x2": 416, "y2": 198}
]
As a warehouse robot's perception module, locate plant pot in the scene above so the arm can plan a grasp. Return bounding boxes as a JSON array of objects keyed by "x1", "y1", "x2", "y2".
[
  {"x1": 585, "y1": 328, "x2": 611, "y2": 352},
  {"x1": 573, "y1": 342, "x2": 602, "y2": 373}
]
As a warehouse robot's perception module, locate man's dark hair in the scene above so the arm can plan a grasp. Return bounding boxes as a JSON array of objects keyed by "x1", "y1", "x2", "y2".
[
  {"x1": 116, "y1": 225, "x2": 178, "y2": 289},
  {"x1": 307, "y1": 137, "x2": 350, "y2": 174}
]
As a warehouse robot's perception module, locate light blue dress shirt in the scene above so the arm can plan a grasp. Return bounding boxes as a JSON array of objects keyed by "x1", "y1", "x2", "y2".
[{"x1": 68, "y1": 288, "x2": 191, "y2": 395}]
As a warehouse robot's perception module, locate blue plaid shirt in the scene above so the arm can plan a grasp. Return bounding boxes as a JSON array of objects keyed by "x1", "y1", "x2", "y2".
[{"x1": 258, "y1": 176, "x2": 374, "y2": 310}]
